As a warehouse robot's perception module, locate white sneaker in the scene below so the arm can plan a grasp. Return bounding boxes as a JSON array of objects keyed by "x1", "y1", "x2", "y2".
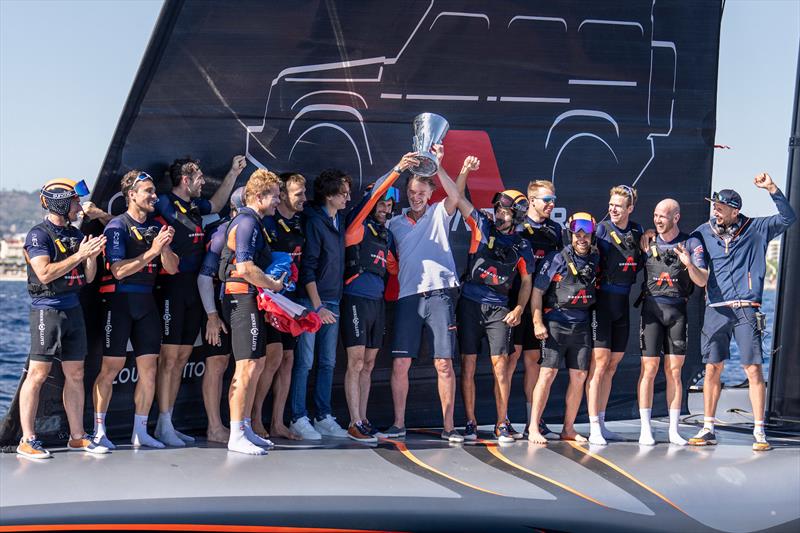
[
  {"x1": 314, "y1": 415, "x2": 349, "y2": 438},
  {"x1": 289, "y1": 416, "x2": 322, "y2": 440}
]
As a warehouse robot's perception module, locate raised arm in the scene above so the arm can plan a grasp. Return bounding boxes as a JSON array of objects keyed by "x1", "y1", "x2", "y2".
[
  {"x1": 433, "y1": 144, "x2": 479, "y2": 217},
  {"x1": 753, "y1": 173, "x2": 797, "y2": 241},
  {"x1": 209, "y1": 155, "x2": 247, "y2": 213}
]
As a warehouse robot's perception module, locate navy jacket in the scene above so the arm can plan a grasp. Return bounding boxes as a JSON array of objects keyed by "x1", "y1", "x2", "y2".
[
  {"x1": 297, "y1": 204, "x2": 345, "y2": 301},
  {"x1": 692, "y1": 190, "x2": 796, "y2": 304}
]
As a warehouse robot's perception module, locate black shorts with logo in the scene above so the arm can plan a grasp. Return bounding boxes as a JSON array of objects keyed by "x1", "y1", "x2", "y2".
[
  {"x1": 222, "y1": 293, "x2": 280, "y2": 361},
  {"x1": 197, "y1": 300, "x2": 232, "y2": 358},
  {"x1": 639, "y1": 298, "x2": 688, "y2": 356},
  {"x1": 457, "y1": 297, "x2": 512, "y2": 356},
  {"x1": 512, "y1": 310, "x2": 538, "y2": 352},
  {"x1": 592, "y1": 291, "x2": 631, "y2": 352},
  {"x1": 341, "y1": 294, "x2": 385, "y2": 349},
  {"x1": 102, "y1": 292, "x2": 162, "y2": 357},
  {"x1": 541, "y1": 320, "x2": 591, "y2": 371},
  {"x1": 156, "y1": 272, "x2": 204, "y2": 346},
  {"x1": 29, "y1": 306, "x2": 88, "y2": 362}
]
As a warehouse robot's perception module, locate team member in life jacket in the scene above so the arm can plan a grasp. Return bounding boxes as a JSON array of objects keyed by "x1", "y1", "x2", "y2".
[
  {"x1": 196, "y1": 187, "x2": 246, "y2": 443},
  {"x1": 688, "y1": 174, "x2": 795, "y2": 451},
  {"x1": 528, "y1": 213, "x2": 599, "y2": 444},
  {"x1": 510, "y1": 179, "x2": 563, "y2": 439},
  {"x1": 153, "y1": 155, "x2": 246, "y2": 447},
  {"x1": 92, "y1": 171, "x2": 179, "y2": 450},
  {"x1": 219, "y1": 169, "x2": 286, "y2": 455},
  {"x1": 456, "y1": 175, "x2": 536, "y2": 443},
  {"x1": 250, "y1": 172, "x2": 307, "y2": 441},
  {"x1": 587, "y1": 185, "x2": 645, "y2": 445},
  {"x1": 16, "y1": 179, "x2": 107, "y2": 459},
  {"x1": 636, "y1": 199, "x2": 708, "y2": 446},
  {"x1": 340, "y1": 154, "x2": 414, "y2": 442}
]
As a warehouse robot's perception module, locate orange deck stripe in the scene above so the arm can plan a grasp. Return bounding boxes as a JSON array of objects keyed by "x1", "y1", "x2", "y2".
[
  {"x1": 383, "y1": 438, "x2": 503, "y2": 496},
  {"x1": 566, "y1": 441, "x2": 687, "y2": 515}
]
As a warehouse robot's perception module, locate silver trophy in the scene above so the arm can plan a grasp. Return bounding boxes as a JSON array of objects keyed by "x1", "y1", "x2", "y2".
[{"x1": 410, "y1": 113, "x2": 449, "y2": 177}]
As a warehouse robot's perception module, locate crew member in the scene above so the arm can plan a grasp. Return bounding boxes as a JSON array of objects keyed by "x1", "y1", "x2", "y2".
[
  {"x1": 154, "y1": 155, "x2": 246, "y2": 447},
  {"x1": 637, "y1": 199, "x2": 708, "y2": 445},
  {"x1": 457, "y1": 179, "x2": 535, "y2": 443},
  {"x1": 588, "y1": 185, "x2": 644, "y2": 445},
  {"x1": 93, "y1": 171, "x2": 179, "y2": 449},
  {"x1": 250, "y1": 172, "x2": 306, "y2": 441},
  {"x1": 196, "y1": 187, "x2": 245, "y2": 443},
  {"x1": 528, "y1": 213, "x2": 598, "y2": 444},
  {"x1": 219, "y1": 169, "x2": 285, "y2": 455},
  {"x1": 381, "y1": 145, "x2": 469, "y2": 443},
  {"x1": 688, "y1": 174, "x2": 795, "y2": 451},
  {"x1": 17, "y1": 179, "x2": 108, "y2": 459},
  {"x1": 511, "y1": 179, "x2": 563, "y2": 438},
  {"x1": 289, "y1": 169, "x2": 352, "y2": 440},
  {"x1": 340, "y1": 155, "x2": 413, "y2": 442}
]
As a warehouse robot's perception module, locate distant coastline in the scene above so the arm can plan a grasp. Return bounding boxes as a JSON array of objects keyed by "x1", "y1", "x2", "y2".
[{"x1": 0, "y1": 273, "x2": 24, "y2": 282}]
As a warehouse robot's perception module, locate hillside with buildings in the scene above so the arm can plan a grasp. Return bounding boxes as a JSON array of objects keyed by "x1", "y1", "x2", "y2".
[{"x1": 0, "y1": 190, "x2": 41, "y2": 280}]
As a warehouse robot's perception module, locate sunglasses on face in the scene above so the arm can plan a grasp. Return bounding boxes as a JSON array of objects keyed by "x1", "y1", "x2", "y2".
[
  {"x1": 534, "y1": 195, "x2": 557, "y2": 204},
  {"x1": 568, "y1": 218, "x2": 596, "y2": 235}
]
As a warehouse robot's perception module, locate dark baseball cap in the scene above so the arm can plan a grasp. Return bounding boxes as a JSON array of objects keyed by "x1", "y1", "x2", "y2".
[{"x1": 706, "y1": 189, "x2": 742, "y2": 209}]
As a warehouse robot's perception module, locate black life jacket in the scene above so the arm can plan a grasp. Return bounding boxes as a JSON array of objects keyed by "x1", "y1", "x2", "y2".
[
  {"x1": 26, "y1": 222, "x2": 86, "y2": 297},
  {"x1": 599, "y1": 220, "x2": 642, "y2": 286},
  {"x1": 157, "y1": 193, "x2": 205, "y2": 271},
  {"x1": 544, "y1": 248, "x2": 597, "y2": 310},
  {"x1": 345, "y1": 217, "x2": 390, "y2": 281},
  {"x1": 271, "y1": 212, "x2": 304, "y2": 266},
  {"x1": 519, "y1": 220, "x2": 562, "y2": 260},
  {"x1": 643, "y1": 240, "x2": 694, "y2": 299},
  {"x1": 465, "y1": 227, "x2": 523, "y2": 296},
  {"x1": 218, "y1": 209, "x2": 273, "y2": 294},
  {"x1": 99, "y1": 213, "x2": 161, "y2": 292}
]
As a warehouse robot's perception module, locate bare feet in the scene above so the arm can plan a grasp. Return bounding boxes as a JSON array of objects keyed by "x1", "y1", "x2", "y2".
[
  {"x1": 560, "y1": 430, "x2": 588, "y2": 443},
  {"x1": 252, "y1": 422, "x2": 270, "y2": 439},
  {"x1": 271, "y1": 423, "x2": 302, "y2": 441},
  {"x1": 207, "y1": 426, "x2": 230, "y2": 443},
  {"x1": 527, "y1": 431, "x2": 548, "y2": 445}
]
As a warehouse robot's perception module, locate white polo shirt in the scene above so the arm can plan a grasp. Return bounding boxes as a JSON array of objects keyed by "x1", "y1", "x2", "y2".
[{"x1": 388, "y1": 200, "x2": 460, "y2": 299}]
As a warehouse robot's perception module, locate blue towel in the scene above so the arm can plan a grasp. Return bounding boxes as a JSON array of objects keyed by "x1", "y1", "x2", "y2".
[{"x1": 265, "y1": 251, "x2": 295, "y2": 293}]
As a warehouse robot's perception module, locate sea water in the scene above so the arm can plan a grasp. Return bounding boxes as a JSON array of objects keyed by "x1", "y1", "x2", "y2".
[{"x1": 0, "y1": 280, "x2": 778, "y2": 418}]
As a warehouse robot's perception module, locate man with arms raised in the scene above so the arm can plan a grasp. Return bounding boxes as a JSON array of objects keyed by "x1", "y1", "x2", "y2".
[
  {"x1": 154, "y1": 155, "x2": 246, "y2": 446},
  {"x1": 688, "y1": 174, "x2": 795, "y2": 451},
  {"x1": 382, "y1": 145, "x2": 470, "y2": 442},
  {"x1": 637, "y1": 199, "x2": 707, "y2": 445},
  {"x1": 93, "y1": 171, "x2": 179, "y2": 449},
  {"x1": 587, "y1": 185, "x2": 644, "y2": 445},
  {"x1": 528, "y1": 213, "x2": 599, "y2": 444},
  {"x1": 218, "y1": 169, "x2": 285, "y2": 454},
  {"x1": 17, "y1": 179, "x2": 107, "y2": 458}
]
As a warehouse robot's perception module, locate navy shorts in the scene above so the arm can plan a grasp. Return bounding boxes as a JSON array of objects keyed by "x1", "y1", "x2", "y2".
[
  {"x1": 391, "y1": 290, "x2": 457, "y2": 359},
  {"x1": 639, "y1": 298, "x2": 687, "y2": 356},
  {"x1": 156, "y1": 273, "x2": 204, "y2": 346},
  {"x1": 701, "y1": 305, "x2": 763, "y2": 365},
  {"x1": 457, "y1": 298, "x2": 512, "y2": 356},
  {"x1": 29, "y1": 306, "x2": 88, "y2": 362},
  {"x1": 592, "y1": 291, "x2": 631, "y2": 353},
  {"x1": 341, "y1": 294, "x2": 385, "y2": 349}
]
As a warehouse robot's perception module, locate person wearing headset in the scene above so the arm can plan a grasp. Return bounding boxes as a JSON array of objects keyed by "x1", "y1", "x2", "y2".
[
  {"x1": 688, "y1": 173, "x2": 795, "y2": 451},
  {"x1": 528, "y1": 213, "x2": 599, "y2": 444},
  {"x1": 17, "y1": 179, "x2": 108, "y2": 459}
]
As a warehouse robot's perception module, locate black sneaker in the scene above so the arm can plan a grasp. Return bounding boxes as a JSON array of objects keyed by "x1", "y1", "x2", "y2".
[
  {"x1": 505, "y1": 419, "x2": 523, "y2": 440},
  {"x1": 539, "y1": 420, "x2": 554, "y2": 436},
  {"x1": 377, "y1": 425, "x2": 406, "y2": 438},
  {"x1": 688, "y1": 428, "x2": 717, "y2": 446},
  {"x1": 362, "y1": 419, "x2": 379, "y2": 436},
  {"x1": 441, "y1": 429, "x2": 464, "y2": 443},
  {"x1": 494, "y1": 424, "x2": 515, "y2": 443},
  {"x1": 463, "y1": 420, "x2": 478, "y2": 441}
]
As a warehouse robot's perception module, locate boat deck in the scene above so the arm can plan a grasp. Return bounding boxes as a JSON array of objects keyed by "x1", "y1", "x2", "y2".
[{"x1": 2, "y1": 406, "x2": 798, "y2": 532}]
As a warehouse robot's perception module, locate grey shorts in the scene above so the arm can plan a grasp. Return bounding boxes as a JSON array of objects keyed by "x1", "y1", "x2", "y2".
[{"x1": 391, "y1": 289, "x2": 457, "y2": 359}]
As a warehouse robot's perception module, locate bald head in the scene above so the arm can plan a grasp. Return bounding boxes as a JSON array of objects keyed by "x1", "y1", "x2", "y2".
[{"x1": 653, "y1": 198, "x2": 681, "y2": 237}]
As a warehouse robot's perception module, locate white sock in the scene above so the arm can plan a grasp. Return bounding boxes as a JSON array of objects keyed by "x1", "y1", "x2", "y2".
[
  {"x1": 228, "y1": 421, "x2": 267, "y2": 455},
  {"x1": 169, "y1": 408, "x2": 194, "y2": 442},
  {"x1": 155, "y1": 412, "x2": 185, "y2": 447},
  {"x1": 639, "y1": 409, "x2": 655, "y2": 445},
  {"x1": 598, "y1": 411, "x2": 619, "y2": 440},
  {"x1": 754, "y1": 420, "x2": 765, "y2": 437},
  {"x1": 132, "y1": 414, "x2": 165, "y2": 448},
  {"x1": 589, "y1": 416, "x2": 606, "y2": 445},
  {"x1": 668, "y1": 409, "x2": 686, "y2": 445},
  {"x1": 93, "y1": 412, "x2": 115, "y2": 449},
  {"x1": 703, "y1": 416, "x2": 715, "y2": 433},
  {"x1": 244, "y1": 418, "x2": 273, "y2": 448}
]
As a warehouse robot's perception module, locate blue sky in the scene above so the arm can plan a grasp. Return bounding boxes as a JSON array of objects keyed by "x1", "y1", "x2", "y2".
[{"x1": 1, "y1": 0, "x2": 798, "y2": 217}]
